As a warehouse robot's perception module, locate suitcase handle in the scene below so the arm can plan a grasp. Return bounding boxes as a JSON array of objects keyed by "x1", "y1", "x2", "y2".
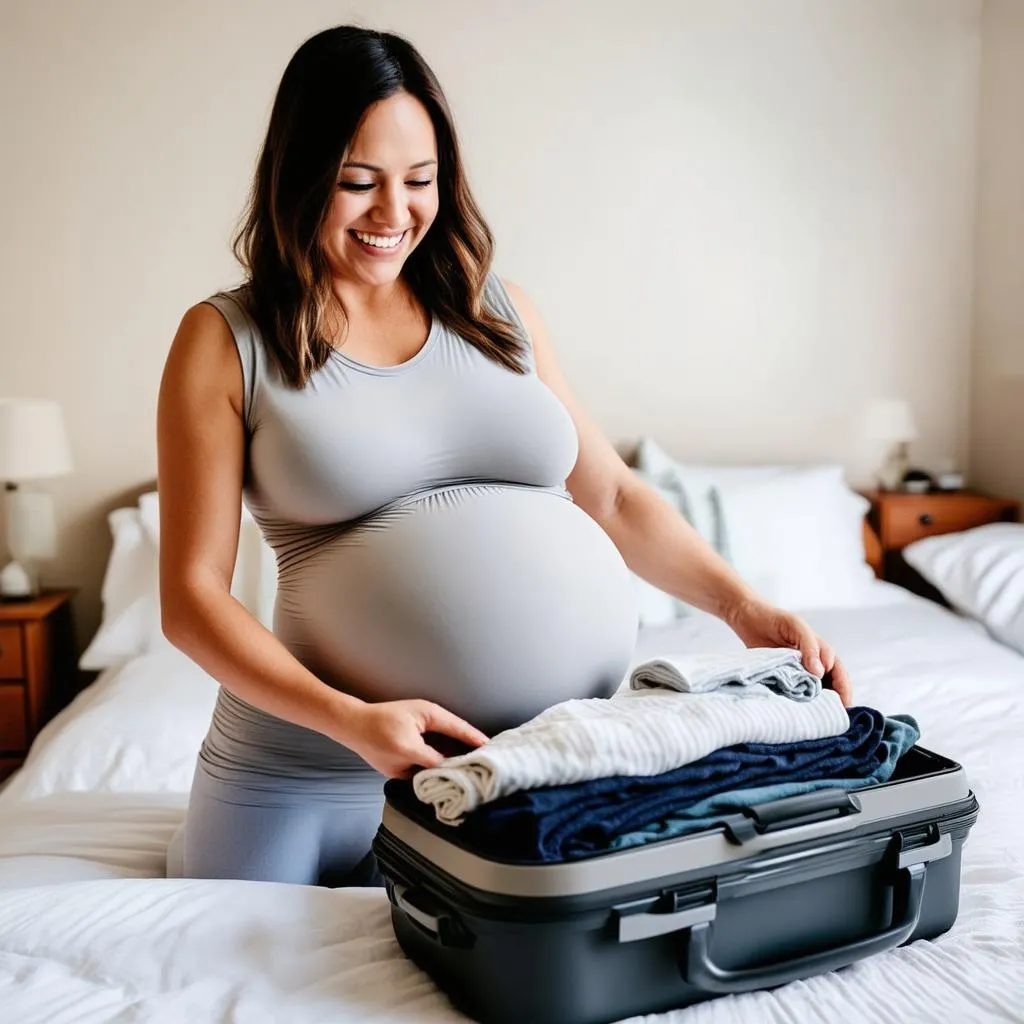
[
  {"x1": 391, "y1": 883, "x2": 475, "y2": 949},
  {"x1": 720, "y1": 789, "x2": 862, "y2": 844},
  {"x1": 680, "y1": 833, "x2": 951, "y2": 993},
  {"x1": 743, "y1": 789, "x2": 861, "y2": 832},
  {"x1": 393, "y1": 883, "x2": 441, "y2": 936}
]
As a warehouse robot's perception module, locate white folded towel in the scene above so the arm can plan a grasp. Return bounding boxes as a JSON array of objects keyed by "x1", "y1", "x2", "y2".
[
  {"x1": 629, "y1": 648, "x2": 821, "y2": 701},
  {"x1": 412, "y1": 683, "x2": 849, "y2": 826}
]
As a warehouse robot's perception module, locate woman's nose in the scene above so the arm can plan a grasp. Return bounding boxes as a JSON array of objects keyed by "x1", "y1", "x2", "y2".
[{"x1": 373, "y1": 180, "x2": 408, "y2": 228}]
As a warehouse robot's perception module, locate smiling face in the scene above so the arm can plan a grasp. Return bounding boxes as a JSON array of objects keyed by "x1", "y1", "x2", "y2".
[{"x1": 321, "y1": 90, "x2": 440, "y2": 288}]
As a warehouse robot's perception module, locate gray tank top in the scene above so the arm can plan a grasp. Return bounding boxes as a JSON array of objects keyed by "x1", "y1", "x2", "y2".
[{"x1": 199, "y1": 273, "x2": 638, "y2": 779}]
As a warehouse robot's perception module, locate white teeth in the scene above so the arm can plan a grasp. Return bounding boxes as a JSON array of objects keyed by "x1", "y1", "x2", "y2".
[{"x1": 354, "y1": 230, "x2": 404, "y2": 249}]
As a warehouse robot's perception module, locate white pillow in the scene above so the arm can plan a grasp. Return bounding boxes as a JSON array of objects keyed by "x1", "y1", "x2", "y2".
[
  {"x1": 78, "y1": 508, "x2": 170, "y2": 671},
  {"x1": 903, "y1": 523, "x2": 1024, "y2": 655},
  {"x1": 709, "y1": 468, "x2": 877, "y2": 610},
  {"x1": 79, "y1": 492, "x2": 278, "y2": 670},
  {"x1": 634, "y1": 437, "x2": 787, "y2": 554},
  {"x1": 0, "y1": 647, "x2": 217, "y2": 803}
]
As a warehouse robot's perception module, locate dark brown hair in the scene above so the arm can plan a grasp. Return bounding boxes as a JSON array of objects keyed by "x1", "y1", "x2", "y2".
[{"x1": 232, "y1": 26, "x2": 526, "y2": 387}]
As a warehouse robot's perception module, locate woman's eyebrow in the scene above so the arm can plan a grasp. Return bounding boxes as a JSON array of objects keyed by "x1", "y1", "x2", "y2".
[{"x1": 341, "y1": 159, "x2": 438, "y2": 172}]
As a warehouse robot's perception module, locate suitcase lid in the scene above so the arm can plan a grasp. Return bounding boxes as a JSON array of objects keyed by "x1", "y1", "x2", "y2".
[{"x1": 378, "y1": 746, "x2": 974, "y2": 899}]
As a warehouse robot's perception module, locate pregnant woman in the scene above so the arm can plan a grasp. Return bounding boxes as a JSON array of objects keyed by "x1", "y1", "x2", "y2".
[{"x1": 160, "y1": 26, "x2": 851, "y2": 886}]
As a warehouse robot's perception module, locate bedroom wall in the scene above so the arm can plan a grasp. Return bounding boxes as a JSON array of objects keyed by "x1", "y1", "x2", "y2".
[
  {"x1": 970, "y1": 0, "x2": 1024, "y2": 503},
  {"x1": 0, "y1": 0, "x2": 982, "y2": 647}
]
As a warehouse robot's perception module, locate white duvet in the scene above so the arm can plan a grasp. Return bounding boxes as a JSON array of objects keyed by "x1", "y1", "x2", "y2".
[{"x1": 1, "y1": 584, "x2": 1023, "y2": 1023}]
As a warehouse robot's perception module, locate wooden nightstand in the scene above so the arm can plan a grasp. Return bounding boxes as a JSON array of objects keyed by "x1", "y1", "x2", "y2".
[
  {"x1": 0, "y1": 589, "x2": 78, "y2": 782},
  {"x1": 862, "y1": 490, "x2": 1020, "y2": 602}
]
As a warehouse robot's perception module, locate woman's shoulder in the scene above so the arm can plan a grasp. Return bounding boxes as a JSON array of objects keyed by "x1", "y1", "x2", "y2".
[
  {"x1": 194, "y1": 282, "x2": 254, "y2": 319},
  {"x1": 481, "y1": 269, "x2": 515, "y2": 302},
  {"x1": 185, "y1": 284, "x2": 262, "y2": 348},
  {"x1": 168, "y1": 283, "x2": 261, "y2": 375},
  {"x1": 161, "y1": 299, "x2": 246, "y2": 418},
  {"x1": 494, "y1": 275, "x2": 528, "y2": 310},
  {"x1": 486, "y1": 273, "x2": 541, "y2": 339},
  {"x1": 479, "y1": 271, "x2": 518, "y2": 319},
  {"x1": 169, "y1": 301, "x2": 238, "y2": 373}
]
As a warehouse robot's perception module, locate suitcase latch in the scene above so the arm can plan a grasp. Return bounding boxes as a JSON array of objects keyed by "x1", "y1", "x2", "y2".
[
  {"x1": 614, "y1": 884, "x2": 716, "y2": 943},
  {"x1": 894, "y1": 828, "x2": 952, "y2": 869},
  {"x1": 663, "y1": 882, "x2": 716, "y2": 914}
]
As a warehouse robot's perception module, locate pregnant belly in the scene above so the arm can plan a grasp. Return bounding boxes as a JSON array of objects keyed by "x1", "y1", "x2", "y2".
[{"x1": 276, "y1": 485, "x2": 639, "y2": 736}]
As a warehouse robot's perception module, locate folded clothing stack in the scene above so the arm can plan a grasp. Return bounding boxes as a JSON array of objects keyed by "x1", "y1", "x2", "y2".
[
  {"x1": 408, "y1": 648, "x2": 918, "y2": 864},
  {"x1": 412, "y1": 648, "x2": 848, "y2": 825},
  {"x1": 452, "y1": 709, "x2": 918, "y2": 862}
]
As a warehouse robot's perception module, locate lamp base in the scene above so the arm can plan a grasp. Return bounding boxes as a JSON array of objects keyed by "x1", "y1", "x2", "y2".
[
  {"x1": 0, "y1": 559, "x2": 39, "y2": 600},
  {"x1": 875, "y1": 441, "x2": 912, "y2": 492},
  {"x1": 2, "y1": 487, "x2": 56, "y2": 599}
]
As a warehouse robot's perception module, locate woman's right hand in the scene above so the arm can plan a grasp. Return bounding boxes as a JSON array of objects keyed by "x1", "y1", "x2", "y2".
[{"x1": 337, "y1": 699, "x2": 489, "y2": 779}]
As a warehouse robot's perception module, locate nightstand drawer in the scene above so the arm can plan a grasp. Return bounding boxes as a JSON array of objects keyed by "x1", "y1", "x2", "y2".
[
  {"x1": 0, "y1": 684, "x2": 27, "y2": 751},
  {"x1": 878, "y1": 494, "x2": 1018, "y2": 551},
  {"x1": 0, "y1": 624, "x2": 24, "y2": 679}
]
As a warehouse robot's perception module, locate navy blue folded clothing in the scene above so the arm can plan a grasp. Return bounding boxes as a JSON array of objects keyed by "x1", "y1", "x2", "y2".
[
  {"x1": 457, "y1": 705, "x2": 887, "y2": 863},
  {"x1": 608, "y1": 714, "x2": 919, "y2": 852}
]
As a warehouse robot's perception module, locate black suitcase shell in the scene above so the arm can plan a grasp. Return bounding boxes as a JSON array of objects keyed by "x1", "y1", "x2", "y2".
[{"x1": 373, "y1": 746, "x2": 978, "y2": 1024}]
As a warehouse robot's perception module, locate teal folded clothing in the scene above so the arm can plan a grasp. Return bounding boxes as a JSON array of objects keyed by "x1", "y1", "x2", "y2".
[{"x1": 607, "y1": 714, "x2": 920, "y2": 851}]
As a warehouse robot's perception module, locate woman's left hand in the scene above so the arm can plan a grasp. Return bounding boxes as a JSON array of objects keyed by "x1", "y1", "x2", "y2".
[{"x1": 725, "y1": 598, "x2": 852, "y2": 707}]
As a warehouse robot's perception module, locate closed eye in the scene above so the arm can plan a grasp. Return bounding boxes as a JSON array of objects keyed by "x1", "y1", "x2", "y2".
[{"x1": 338, "y1": 180, "x2": 435, "y2": 192}]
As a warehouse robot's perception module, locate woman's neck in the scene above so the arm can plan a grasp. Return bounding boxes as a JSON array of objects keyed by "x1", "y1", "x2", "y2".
[{"x1": 329, "y1": 276, "x2": 412, "y2": 318}]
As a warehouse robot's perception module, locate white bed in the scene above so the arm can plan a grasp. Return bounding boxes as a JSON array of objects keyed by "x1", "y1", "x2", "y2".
[{"x1": 1, "y1": 579, "x2": 1023, "y2": 1023}]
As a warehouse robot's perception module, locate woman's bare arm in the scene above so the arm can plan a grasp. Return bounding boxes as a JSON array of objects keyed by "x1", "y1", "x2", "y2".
[
  {"x1": 503, "y1": 279, "x2": 852, "y2": 701},
  {"x1": 156, "y1": 303, "x2": 365, "y2": 736}
]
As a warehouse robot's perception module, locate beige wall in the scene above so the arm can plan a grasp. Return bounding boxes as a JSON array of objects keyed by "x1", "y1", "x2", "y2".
[
  {"x1": 971, "y1": 0, "x2": 1024, "y2": 503},
  {"x1": 0, "y1": 0, "x2": 983, "y2": 647}
]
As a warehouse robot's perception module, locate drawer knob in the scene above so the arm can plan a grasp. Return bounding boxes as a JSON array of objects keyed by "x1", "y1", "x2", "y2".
[{"x1": 918, "y1": 513, "x2": 934, "y2": 526}]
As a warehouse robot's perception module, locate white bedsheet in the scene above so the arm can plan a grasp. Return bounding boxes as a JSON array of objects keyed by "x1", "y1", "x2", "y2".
[
  {"x1": 1, "y1": 585, "x2": 1023, "y2": 1022},
  {"x1": 0, "y1": 792, "x2": 186, "y2": 889}
]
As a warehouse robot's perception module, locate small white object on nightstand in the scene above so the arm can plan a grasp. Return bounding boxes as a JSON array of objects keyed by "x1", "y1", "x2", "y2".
[{"x1": 935, "y1": 457, "x2": 965, "y2": 491}]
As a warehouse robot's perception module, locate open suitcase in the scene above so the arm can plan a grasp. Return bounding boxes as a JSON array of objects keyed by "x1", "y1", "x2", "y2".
[{"x1": 373, "y1": 745, "x2": 979, "y2": 1024}]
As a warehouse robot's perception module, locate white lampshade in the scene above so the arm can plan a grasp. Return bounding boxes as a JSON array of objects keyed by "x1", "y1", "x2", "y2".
[
  {"x1": 0, "y1": 399, "x2": 73, "y2": 482},
  {"x1": 861, "y1": 398, "x2": 919, "y2": 444}
]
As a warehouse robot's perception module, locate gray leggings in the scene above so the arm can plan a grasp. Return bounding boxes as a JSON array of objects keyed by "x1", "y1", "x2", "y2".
[{"x1": 166, "y1": 758, "x2": 386, "y2": 887}]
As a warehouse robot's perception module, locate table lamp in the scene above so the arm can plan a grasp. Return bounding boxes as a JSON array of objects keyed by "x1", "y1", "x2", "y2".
[
  {"x1": 861, "y1": 398, "x2": 919, "y2": 492},
  {"x1": 0, "y1": 399, "x2": 74, "y2": 600}
]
